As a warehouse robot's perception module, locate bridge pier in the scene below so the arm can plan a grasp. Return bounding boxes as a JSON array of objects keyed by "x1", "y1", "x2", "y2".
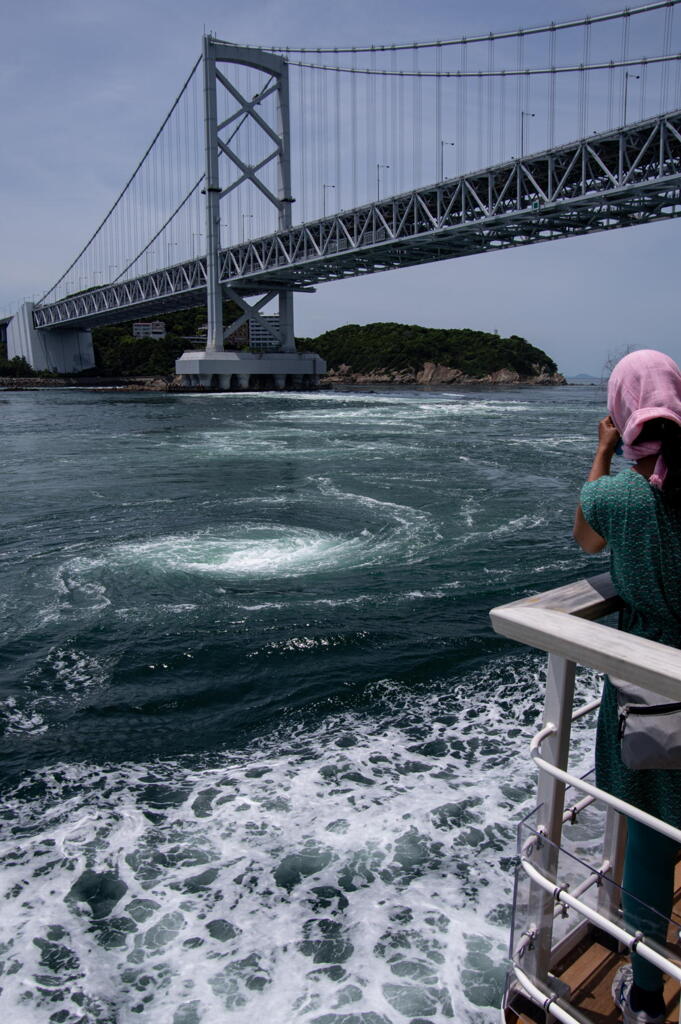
[
  {"x1": 175, "y1": 350, "x2": 325, "y2": 391},
  {"x1": 7, "y1": 303, "x2": 95, "y2": 374}
]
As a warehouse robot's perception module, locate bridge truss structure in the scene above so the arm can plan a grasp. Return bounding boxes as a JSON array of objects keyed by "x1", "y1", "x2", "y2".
[{"x1": 33, "y1": 108, "x2": 681, "y2": 333}]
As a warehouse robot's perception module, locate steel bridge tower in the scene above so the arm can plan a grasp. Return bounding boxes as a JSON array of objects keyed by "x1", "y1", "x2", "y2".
[
  {"x1": 174, "y1": 36, "x2": 325, "y2": 389},
  {"x1": 201, "y1": 36, "x2": 294, "y2": 353}
]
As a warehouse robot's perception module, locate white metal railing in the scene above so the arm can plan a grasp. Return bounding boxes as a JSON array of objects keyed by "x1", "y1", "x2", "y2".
[{"x1": 490, "y1": 573, "x2": 681, "y2": 1024}]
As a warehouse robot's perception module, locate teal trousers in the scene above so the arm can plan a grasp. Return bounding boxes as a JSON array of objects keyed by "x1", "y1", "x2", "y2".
[{"x1": 622, "y1": 817, "x2": 678, "y2": 991}]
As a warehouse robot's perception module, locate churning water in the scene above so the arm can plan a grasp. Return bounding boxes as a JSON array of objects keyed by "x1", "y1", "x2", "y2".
[{"x1": 0, "y1": 385, "x2": 608, "y2": 1023}]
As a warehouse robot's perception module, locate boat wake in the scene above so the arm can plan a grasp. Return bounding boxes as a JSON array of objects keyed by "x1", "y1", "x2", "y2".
[{"x1": 0, "y1": 658, "x2": 602, "y2": 1024}]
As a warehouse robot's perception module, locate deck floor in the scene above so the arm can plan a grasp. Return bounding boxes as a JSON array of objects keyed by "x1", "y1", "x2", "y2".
[{"x1": 510, "y1": 942, "x2": 679, "y2": 1023}]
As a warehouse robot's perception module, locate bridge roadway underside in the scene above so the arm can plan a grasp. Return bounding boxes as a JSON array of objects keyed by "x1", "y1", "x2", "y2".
[{"x1": 33, "y1": 110, "x2": 681, "y2": 332}]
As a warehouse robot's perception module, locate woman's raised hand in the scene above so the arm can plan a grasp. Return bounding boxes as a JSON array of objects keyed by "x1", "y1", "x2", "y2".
[{"x1": 598, "y1": 415, "x2": 620, "y2": 454}]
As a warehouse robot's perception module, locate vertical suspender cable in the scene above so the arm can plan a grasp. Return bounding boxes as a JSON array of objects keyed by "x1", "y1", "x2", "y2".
[
  {"x1": 398, "y1": 57, "x2": 403, "y2": 192},
  {"x1": 154, "y1": 118, "x2": 161, "y2": 263},
  {"x1": 321, "y1": 60, "x2": 329, "y2": 216},
  {"x1": 549, "y1": 24, "x2": 556, "y2": 148},
  {"x1": 193, "y1": 69, "x2": 199, "y2": 258},
  {"x1": 582, "y1": 18, "x2": 591, "y2": 136},
  {"x1": 499, "y1": 70, "x2": 506, "y2": 163},
  {"x1": 299, "y1": 65, "x2": 306, "y2": 221},
  {"x1": 413, "y1": 48, "x2": 421, "y2": 187},
  {"x1": 516, "y1": 30, "x2": 524, "y2": 154},
  {"x1": 315, "y1": 64, "x2": 321, "y2": 217},
  {"x1": 368, "y1": 49, "x2": 376, "y2": 199},
  {"x1": 381, "y1": 55, "x2": 389, "y2": 188},
  {"x1": 184, "y1": 82, "x2": 191, "y2": 255},
  {"x1": 175, "y1": 100, "x2": 181, "y2": 260},
  {"x1": 477, "y1": 71, "x2": 483, "y2": 167},
  {"x1": 640, "y1": 59, "x2": 648, "y2": 119},
  {"x1": 391, "y1": 48, "x2": 398, "y2": 193},
  {"x1": 435, "y1": 42, "x2": 442, "y2": 178},
  {"x1": 661, "y1": 3, "x2": 674, "y2": 110},
  {"x1": 164, "y1": 114, "x2": 170, "y2": 267},
  {"x1": 461, "y1": 39, "x2": 467, "y2": 173},
  {"x1": 398, "y1": 70, "x2": 405, "y2": 191},
  {"x1": 259, "y1": 69, "x2": 265, "y2": 233},
  {"x1": 487, "y1": 35, "x2": 495, "y2": 165},
  {"x1": 335, "y1": 64, "x2": 341, "y2": 210},
  {"x1": 620, "y1": 10, "x2": 630, "y2": 123},
  {"x1": 351, "y1": 50, "x2": 358, "y2": 205}
]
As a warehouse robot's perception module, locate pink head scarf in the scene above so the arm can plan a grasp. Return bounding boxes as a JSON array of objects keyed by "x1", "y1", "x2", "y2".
[{"x1": 608, "y1": 349, "x2": 681, "y2": 489}]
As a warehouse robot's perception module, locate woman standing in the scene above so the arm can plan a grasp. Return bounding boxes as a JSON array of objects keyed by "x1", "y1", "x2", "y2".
[{"x1": 574, "y1": 349, "x2": 681, "y2": 1024}]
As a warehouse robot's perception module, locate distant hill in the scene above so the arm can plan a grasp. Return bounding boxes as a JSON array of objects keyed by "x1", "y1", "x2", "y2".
[{"x1": 298, "y1": 322, "x2": 559, "y2": 379}]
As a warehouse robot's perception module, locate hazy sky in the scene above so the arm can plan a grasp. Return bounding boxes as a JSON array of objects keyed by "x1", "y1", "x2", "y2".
[{"x1": 2, "y1": 0, "x2": 680, "y2": 375}]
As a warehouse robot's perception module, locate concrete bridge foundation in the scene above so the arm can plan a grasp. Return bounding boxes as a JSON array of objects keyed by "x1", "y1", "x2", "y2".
[
  {"x1": 175, "y1": 349, "x2": 326, "y2": 391},
  {"x1": 7, "y1": 303, "x2": 95, "y2": 374}
]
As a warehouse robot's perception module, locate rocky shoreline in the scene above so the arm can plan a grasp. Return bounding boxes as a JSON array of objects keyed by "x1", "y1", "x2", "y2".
[
  {"x1": 323, "y1": 361, "x2": 567, "y2": 387},
  {"x1": 1, "y1": 362, "x2": 567, "y2": 392},
  {"x1": 0, "y1": 376, "x2": 179, "y2": 392}
]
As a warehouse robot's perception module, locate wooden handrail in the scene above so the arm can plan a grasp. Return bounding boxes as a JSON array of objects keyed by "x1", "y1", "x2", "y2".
[
  {"x1": 494, "y1": 572, "x2": 621, "y2": 620},
  {"x1": 490, "y1": 574, "x2": 681, "y2": 700}
]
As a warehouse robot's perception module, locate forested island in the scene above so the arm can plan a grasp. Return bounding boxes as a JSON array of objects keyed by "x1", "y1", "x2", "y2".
[
  {"x1": 1, "y1": 308, "x2": 564, "y2": 387},
  {"x1": 299, "y1": 322, "x2": 564, "y2": 385}
]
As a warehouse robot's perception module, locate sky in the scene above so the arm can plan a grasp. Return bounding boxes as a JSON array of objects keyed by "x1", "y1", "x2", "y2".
[{"x1": 1, "y1": 0, "x2": 680, "y2": 376}]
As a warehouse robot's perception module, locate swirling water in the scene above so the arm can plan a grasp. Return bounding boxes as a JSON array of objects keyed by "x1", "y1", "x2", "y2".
[{"x1": 0, "y1": 385, "x2": 608, "y2": 1023}]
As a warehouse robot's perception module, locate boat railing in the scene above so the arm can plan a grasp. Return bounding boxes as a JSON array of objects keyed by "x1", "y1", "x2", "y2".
[{"x1": 490, "y1": 573, "x2": 681, "y2": 1023}]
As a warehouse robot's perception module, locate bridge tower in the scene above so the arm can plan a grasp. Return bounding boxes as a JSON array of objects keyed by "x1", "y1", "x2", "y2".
[{"x1": 176, "y1": 36, "x2": 323, "y2": 389}]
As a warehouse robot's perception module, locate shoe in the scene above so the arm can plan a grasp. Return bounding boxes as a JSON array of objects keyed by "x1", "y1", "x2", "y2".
[{"x1": 611, "y1": 965, "x2": 665, "y2": 1023}]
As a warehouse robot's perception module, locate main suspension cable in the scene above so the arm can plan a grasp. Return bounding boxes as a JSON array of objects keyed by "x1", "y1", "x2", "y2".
[
  {"x1": 232, "y1": 1, "x2": 680, "y2": 55},
  {"x1": 283, "y1": 52, "x2": 681, "y2": 78}
]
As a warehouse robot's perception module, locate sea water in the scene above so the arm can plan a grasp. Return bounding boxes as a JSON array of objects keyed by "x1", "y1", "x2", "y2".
[{"x1": 0, "y1": 385, "x2": 608, "y2": 1023}]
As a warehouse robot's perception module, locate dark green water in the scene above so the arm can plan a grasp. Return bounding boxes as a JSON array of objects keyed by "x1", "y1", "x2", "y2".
[{"x1": 0, "y1": 385, "x2": 607, "y2": 1023}]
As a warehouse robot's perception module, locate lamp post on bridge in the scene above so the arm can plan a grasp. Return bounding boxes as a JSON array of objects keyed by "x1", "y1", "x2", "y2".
[
  {"x1": 191, "y1": 233, "x2": 203, "y2": 259},
  {"x1": 322, "y1": 183, "x2": 335, "y2": 218},
  {"x1": 376, "y1": 164, "x2": 390, "y2": 201},
  {"x1": 241, "y1": 214, "x2": 253, "y2": 243},
  {"x1": 623, "y1": 72, "x2": 640, "y2": 125},
  {"x1": 520, "y1": 111, "x2": 535, "y2": 158},
  {"x1": 439, "y1": 141, "x2": 455, "y2": 181}
]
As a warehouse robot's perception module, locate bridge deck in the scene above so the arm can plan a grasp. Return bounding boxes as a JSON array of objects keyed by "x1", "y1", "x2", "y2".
[{"x1": 33, "y1": 110, "x2": 681, "y2": 331}]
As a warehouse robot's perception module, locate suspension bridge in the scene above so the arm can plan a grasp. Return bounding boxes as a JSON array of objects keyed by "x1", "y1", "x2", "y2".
[{"x1": 7, "y1": 0, "x2": 681, "y2": 388}]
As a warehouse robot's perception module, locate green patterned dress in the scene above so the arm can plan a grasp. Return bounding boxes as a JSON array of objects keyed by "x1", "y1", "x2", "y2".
[{"x1": 581, "y1": 468, "x2": 681, "y2": 827}]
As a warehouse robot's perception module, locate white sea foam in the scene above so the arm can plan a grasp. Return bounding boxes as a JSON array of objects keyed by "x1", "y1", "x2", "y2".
[
  {"x1": 0, "y1": 659, "x2": 603, "y2": 1023},
  {"x1": 0, "y1": 695, "x2": 48, "y2": 735},
  {"x1": 55, "y1": 481, "x2": 439, "y2": 586},
  {"x1": 457, "y1": 514, "x2": 545, "y2": 547},
  {"x1": 0, "y1": 645, "x2": 110, "y2": 738},
  {"x1": 110, "y1": 527, "x2": 379, "y2": 579},
  {"x1": 461, "y1": 497, "x2": 479, "y2": 528}
]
